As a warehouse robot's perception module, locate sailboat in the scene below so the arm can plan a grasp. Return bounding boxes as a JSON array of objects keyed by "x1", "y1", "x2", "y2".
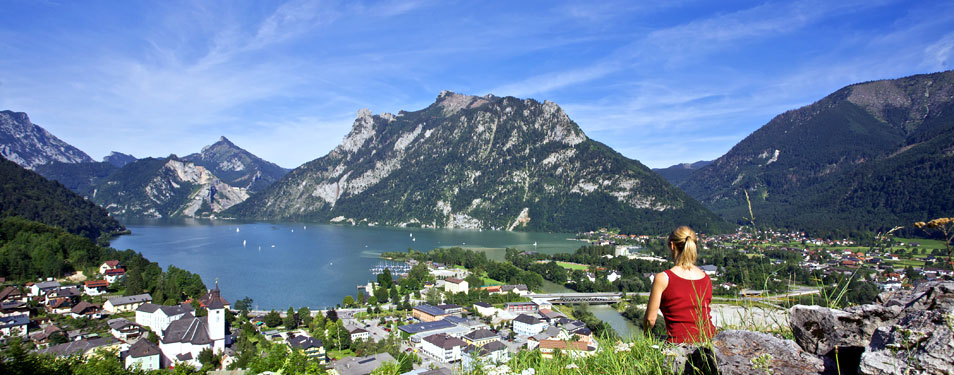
[
  {"x1": 236, "y1": 228, "x2": 240, "y2": 233},
  {"x1": 533, "y1": 241, "x2": 538, "y2": 247},
  {"x1": 243, "y1": 240, "x2": 246, "y2": 247}
]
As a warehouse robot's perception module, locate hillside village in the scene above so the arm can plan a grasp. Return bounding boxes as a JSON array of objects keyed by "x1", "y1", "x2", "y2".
[
  {"x1": 577, "y1": 227, "x2": 953, "y2": 296},
  {"x1": 0, "y1": 257, "x2": 606, "y2": 374}
]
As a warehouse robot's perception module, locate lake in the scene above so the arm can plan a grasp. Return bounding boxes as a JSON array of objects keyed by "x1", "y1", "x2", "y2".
[{"x1": 110, "y1": 219, "x2": 582, "y2": 310}]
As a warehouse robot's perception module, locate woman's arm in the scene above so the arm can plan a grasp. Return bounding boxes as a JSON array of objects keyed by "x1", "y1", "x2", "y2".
[{"x1": 644, "y1": 271, "x2": 668, "y2": 335}]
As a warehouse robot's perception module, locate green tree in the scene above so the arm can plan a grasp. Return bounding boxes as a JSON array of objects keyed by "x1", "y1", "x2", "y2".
[
  {"x1": 197, "y1": 347, "x2": 220, "y2": 370},
  {"x1": 389, "y1": 286, "x2": 399, "y2": 303},
  {"x1": 124, "y1": 267, "x2": 144, "y2": 296},
  {"x1": 378, "y1": 268, "x2": 393, "y2": 289},
  {"x1": 263, "y1": 310, "x2": 282, "y2": 327},
  {"x1": 374, "y1": 287, "x2": 389, "y2": 303},
  {"x1": 297, "y1": 307, "x2": 312, "y2": 326},
  {"x1": 425, "y1": 287, "x2": 441, "y2": 305},
  {"x1": 343, "y1": 295, "x2": 355, "y2": 307},
  {"x1": 234, "y1": 296, "x2": 253, "y2": 314},
  {"x1": 284, "y1": 307, "x2": 298, "y2": 330}
]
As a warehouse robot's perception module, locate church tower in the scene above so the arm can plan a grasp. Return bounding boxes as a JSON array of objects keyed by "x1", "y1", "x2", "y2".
[{"x1": 207, "y1": 280, "x2": 227, "y2": 352}]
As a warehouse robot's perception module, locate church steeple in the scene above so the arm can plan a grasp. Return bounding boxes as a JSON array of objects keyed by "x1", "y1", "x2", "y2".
[{"x1": 207, "y1": 279, "x2": 226, "y2": 352}]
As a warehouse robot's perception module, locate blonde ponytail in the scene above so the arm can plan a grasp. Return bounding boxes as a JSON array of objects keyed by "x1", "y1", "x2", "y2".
[{"x1": 669, "y1": 226, "x2": 698, "y2": 269}]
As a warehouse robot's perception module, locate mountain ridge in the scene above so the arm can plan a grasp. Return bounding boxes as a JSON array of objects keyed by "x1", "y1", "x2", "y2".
[
  {"x1": 182, "y1": 135, "x2": 288, "y2": 193},
  {"x1": 228, "y1": 91, "x2": 728, "y2": 234},
  {"x1": 0, "y1": 110, "x2": 94, "y2": 169},
  {"x1": 679, "y1": 70, "x2": 954, "y2": 235}
]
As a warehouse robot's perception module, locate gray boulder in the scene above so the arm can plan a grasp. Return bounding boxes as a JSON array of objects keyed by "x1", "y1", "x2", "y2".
[
  {"x1": 683, "y1": 330, "x2": 824, "y2": 375},
  {"x1": 790, "y1": 304, "x2": 902, "y2": 355},
  {"x1": 878, "y1": 281, "x2": 954, "y2": 312},
  {"x1": 858, "y1": 309, "x2": 954, "y2": 375}
]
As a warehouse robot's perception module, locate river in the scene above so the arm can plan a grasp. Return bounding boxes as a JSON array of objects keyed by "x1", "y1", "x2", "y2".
[{"x1": 110, "y1": 219, "x2": 582, "y2": 310}]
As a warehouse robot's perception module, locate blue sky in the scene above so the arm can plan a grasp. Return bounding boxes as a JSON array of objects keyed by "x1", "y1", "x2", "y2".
[{"x1": 1, "y1": 0, "x2": 952, "y2": 169}]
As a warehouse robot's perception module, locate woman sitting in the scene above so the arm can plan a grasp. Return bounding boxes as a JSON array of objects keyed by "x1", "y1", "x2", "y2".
[{"x1": 644, "y1": 226, "x2": 716, "y2": 343}]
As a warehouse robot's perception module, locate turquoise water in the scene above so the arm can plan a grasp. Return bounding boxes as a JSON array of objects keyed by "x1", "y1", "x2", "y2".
[{"x1": 110, "y1": 220, "x2": 580, "y2": 310}]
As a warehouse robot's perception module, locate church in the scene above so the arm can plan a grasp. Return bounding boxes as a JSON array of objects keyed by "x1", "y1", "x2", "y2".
[{"x1": 148, "y1": 284, "x2": 230, "y2": 368}]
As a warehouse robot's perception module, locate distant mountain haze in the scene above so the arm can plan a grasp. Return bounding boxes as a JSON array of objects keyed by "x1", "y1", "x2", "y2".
[
  {"x1": 652, "y1": 160, "x2": 713, "y2": 185},
  {"x1": 227, "y1": 91, "x2": 728, "y2": 234},
  {"x1": 4, "y1": 127, "x2": 289, "y2": 219},
  {"x1": 679, "y1": 70, "x2": 954, "y2": 236},
  {"x1": 103, "y1": 151, "x2": 137, "y2": 167}
]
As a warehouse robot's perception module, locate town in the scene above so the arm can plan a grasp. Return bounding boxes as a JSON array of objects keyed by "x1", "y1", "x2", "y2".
[{"x1": 3, "y1": 223, "x2": 951, "y2": 374}]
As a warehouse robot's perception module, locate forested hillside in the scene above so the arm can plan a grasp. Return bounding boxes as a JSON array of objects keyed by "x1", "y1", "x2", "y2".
[
  {"x1": 0, "y1": 216, "x2": 206, "y2": 302},
  {"x1": 0, "y1": 155, "x2": 124, "y2": 241},
  {"x1": 680, "y1": 71, "x2": 954, "y2": 236}
]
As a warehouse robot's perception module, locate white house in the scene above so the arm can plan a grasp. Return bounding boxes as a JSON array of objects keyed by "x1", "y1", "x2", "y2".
[
  {"x1": 136, "y1": 303, "x2": 194, "y2": 335},
  {"x1": 500, "y1": 284, "x2": 529, "y2": 296},
  {"x1": 348, "y1": 327, "x2": 371, "y2": 342},
  {"x1": 421, "y1": 333, "x2": 467, "y2": 363},
  {"x1": 29, "y1": 281, "x2": 60, "y2": 297},
  {"x1": 104, "y1": 294, "x2": 152, "y2": 313},
  {"x1": 461, "y1": 340, "x2": 509, "y2": 371},
  {"x1": 108, "y1": 318, "x2": 144, "y2": 341},
  {"x1": 99, "y1": 260, "x2": 121, "y2": 275},
  {"x1": 443, "y1": 278, "x2": 469, "y2": 294},
  {"x1": 0, "y1": 314, "x2": 29, "y2": 339},
  {"x1": 158, "y1": 287, "x2": 228, "y2": 367},
  {"x1": 473, "y1": 302, "x2": 496, "y2": 317},
  {"x1": 125, "y1": 339, "x2": 161, "y2": 371},
  {"x1": 83, "y1": 280, "x2": 109, "y2": 296},
  {"x1": 512, "y1": 314, "x2": 548, "y2": 336},
  {"x1": 607, "y1": 271, "x2": 622, "y2": 283}
]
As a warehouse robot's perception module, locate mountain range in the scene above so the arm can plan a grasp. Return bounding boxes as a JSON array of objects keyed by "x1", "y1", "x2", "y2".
[
  {"x1": 30, "y1": 137, "x2": 288, "y2": 219},
  {"x1": 678, "y1": 70, "x2": 954, "y2": 235},
  {"x1": 226, "y1": 91, "x2": 727, "y2": 234},
  {"x1": 653, "y1": 160, "x2": 712, "y2": 186},
  {"x1": 4, "y1": 71, "x2": 953, "y2": 235}
]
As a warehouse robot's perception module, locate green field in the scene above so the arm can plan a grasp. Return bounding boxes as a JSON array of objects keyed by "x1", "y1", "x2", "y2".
[{"x1": 555, "y1": 261, "x2": 589, "y2": 271}]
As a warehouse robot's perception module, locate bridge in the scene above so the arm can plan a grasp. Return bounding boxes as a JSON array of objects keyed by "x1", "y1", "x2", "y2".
[{"x1": 528, "y1": 292, "x2": 623, "y2": 305}]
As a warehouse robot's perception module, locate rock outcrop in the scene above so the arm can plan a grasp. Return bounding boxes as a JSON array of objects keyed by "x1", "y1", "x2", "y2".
[
  {"x1": 668, "y1": 281, "x2": 954, "y2": 375},
  {"x1": 0, "y1": 110, "x2": 94, "y2": 169},
  {"x1": 787, "y1": 281, "x2": 954, "y2": 375}
]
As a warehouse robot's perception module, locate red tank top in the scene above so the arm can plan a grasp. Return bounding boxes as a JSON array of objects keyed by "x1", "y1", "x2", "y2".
[{"x1": 660, "y1": 269, "x2": 716, "y2": 343}]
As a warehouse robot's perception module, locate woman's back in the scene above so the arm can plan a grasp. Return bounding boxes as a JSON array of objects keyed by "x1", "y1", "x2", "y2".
[{"x1": 660, "y1": 267, "x2": 715, "y2": 343}]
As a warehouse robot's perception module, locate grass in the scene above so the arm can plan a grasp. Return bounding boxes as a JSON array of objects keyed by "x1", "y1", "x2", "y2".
[
  {"x1": 374, "y1": 336, "x2": 678, "y2": 375},
  {"x1": 555, "y1": 261, "x2": 589, "y2": 271},
  {"x1": 327, "y1": 349, "x2": 355, "y2": 360}
]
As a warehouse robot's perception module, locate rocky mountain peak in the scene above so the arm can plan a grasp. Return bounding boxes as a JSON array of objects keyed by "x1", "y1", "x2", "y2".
[
  {"x1": 201, "y1": 136, "x2": 238, "y2": 154},
  {"x1": 435, "y1": 91, "x2": 491, "y2": 116},
  {"x1": 0, "y1": 110, "x2": 94, "y2": 169},
  {"x1": 228, "y1": 92, "x2": 725, "y2": 233}
]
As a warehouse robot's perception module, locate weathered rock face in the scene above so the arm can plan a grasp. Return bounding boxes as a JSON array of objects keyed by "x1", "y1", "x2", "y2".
[
  {"x1": 786, "y1": 281, "x2": 954, "y2": 375},
  {"x1": 689, "y1": 330, "x2": 825, "y2": 375},
  {"x1": 182, "y1": 136, "x2": 288, "y2": 193},
  {"x1": 0, "y1": 110, "x2": 94, "y2": 169},
  {"x1": 859, "y1": 310, "x2": 954, "y2": 375},
  {"x1": 857, "y1": 282, "x2": 954, "y2": 375},
  {"x1": 790, "y1": 304, "x2": 903, "y2": 356},
  {"x1": 92, "y1": 157, "x2": 249, "y2": 218},
  {"x1": 228, "y1": 91, "x2": 727, "y2": 233}
]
